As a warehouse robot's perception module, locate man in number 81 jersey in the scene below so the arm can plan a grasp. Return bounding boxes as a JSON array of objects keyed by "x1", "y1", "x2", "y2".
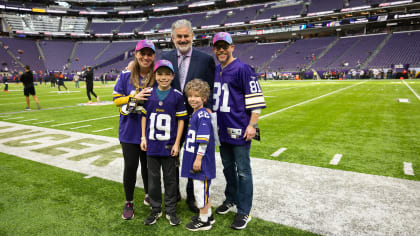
[{"x1": 212, "y1": 32, "x2": 266, "y2": 230}]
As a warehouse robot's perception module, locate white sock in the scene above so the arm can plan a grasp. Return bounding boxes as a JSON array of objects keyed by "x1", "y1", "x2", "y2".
[
  {"x1": 207, "y1": 208, "x2": 212, "y2": 216},
  {"x1": 199, "y1": 213, "x2": 208, "y2": 222}
]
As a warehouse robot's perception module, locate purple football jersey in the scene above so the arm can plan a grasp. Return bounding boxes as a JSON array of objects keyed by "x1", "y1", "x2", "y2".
[
  {"x1": 181, "y1": 108, "x2": 216, "y2": 180},
  {"x1": 213, "y1": 59, "x2": 266, "y2": 146},
  {"x1": 113, "y1": 70, "x2": 146, "y2": 144},
  {"x1": 142, "y1": 87, "x2": 188, "y2": 156}
]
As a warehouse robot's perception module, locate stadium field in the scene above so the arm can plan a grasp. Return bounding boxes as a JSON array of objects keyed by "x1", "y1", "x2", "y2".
[{"x1": 1, "y1": 79, "x2": 419, "y2": 235}]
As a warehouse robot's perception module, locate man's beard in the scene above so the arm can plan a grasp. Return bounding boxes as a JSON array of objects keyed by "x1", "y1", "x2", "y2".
[{"x1": 176, "y1": 43, "x2": 192, "y2": 54}]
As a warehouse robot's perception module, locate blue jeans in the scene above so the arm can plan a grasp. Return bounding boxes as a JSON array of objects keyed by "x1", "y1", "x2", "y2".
[{"x1": 219, "y1": 143, "x2": 253, "y2": 215}]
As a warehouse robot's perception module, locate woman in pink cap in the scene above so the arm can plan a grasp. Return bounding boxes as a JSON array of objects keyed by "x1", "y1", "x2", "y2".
[{"x1": 113, "y1": 39, "x2": 156, "y2": 220}]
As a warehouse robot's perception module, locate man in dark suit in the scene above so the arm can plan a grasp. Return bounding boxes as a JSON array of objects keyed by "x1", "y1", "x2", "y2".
[{"x1": 161, "y1": 19, "x2": 215, "y2": 213}]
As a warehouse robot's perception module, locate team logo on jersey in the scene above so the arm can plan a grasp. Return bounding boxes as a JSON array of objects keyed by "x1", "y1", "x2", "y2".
[{"x1": 159, "y1": 101, "x2": 163, "y2": 106}]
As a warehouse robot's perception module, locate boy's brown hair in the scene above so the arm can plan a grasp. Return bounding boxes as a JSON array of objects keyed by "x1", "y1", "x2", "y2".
[{"x1": 184, "y1": 79, "x2": 210, "y2": 103}]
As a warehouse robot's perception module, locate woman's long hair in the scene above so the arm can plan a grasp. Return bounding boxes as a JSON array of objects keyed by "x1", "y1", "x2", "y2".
[{"x1": 129, "y1": 57, "x2": 155, "y2": 90}]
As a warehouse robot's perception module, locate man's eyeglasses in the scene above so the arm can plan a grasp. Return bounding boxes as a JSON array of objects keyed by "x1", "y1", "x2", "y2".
[{"x1": 213, "y1": 44, "x2": 230, "y2": 50}]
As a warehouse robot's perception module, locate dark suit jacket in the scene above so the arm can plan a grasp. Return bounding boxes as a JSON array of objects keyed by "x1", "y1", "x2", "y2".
[{"x1": 161, "y1": 48, "x2": 215, "y2": 114}]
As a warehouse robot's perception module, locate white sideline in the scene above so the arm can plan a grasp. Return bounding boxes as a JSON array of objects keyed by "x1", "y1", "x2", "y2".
[
  {"x1": 70, "y1": 125, "x2": 91, "y2": 130},
  {"x1": 92, "y1": 127, "x2": 114, "y2": 133},
  {"x1": 404, "y1": 162, "x2": 415, "y2": 176},
  {"x1": 402, "y1": 80, "x2": 420, "y2": 100},
  {"x1": 330, "y1": 154, "x2": 343, "y2": 165},
  {"x1": 51, "y1": 115, "x2": 119, "y2": 127},
  {"x1": 33, "y1": 120, "x2": 55, "y2": 124},
  {"x1": 271, "y1": 148, "x2": 287, "y2": 157},
  {"x1": 260, "y1": 81, "x2": 367, "y2": 119},
  {"x1": 20, "y1": 119, "x2": 38, "y2": 122}
]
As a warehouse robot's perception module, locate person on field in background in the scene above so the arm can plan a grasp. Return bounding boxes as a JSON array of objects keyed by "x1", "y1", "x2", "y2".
[{"x1": 20, "y1": 65, "x2": 41, "y2": 110}]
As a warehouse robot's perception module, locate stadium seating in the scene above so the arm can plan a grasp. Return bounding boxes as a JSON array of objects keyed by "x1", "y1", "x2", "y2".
[
  {"x1": 40, "y1": 40, "x2": 75, "y2": 72},
  {"x1": 90, "y1": 21, "x2": 122, "y2": 34},
  {"x1": 254, "y1": 3, "x2": 303, "y2": 20},
  {"x1": 0, "y1": 38, "x2": 45, "y2": 72},
  {"x1": 368, "y1": 31, "x2": 420, "y2": 68},
  {"x1": 308, "y1": 0, "x2": 343, "y2": 13},
  {"x1": 269, "y1": 37, "x2": 336, "y2": 71},
  {"x1": 94, "y1": 41, "x2": 135, "y2": 66},
  {"x1": 328, "y1": 34, "x2": 386, "y2": 69},
  {"x1": 70, "y1": 42, "x2": 108, "y2": 71}
]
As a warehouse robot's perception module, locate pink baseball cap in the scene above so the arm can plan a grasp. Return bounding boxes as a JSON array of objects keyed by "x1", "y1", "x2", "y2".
[
  {"x1": 212, "y1": 32, "x2": 233, "y2": 45},
  {"x1": 154, "y1": 59, "x2": 174, "y2": 73},
  {"x1": 135, "y1": 39, "x2": 155, "y2": 52}
]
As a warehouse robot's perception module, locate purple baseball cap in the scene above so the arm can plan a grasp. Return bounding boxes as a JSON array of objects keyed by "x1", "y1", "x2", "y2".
[
  {"x1": 212, "y1": 32, "x2": 233, "y2": 45},
  {"x1": 154, "y1": 59, "x2": 174, "y2": 73},
  {"x1": 135, "y1": 39, "x2": 155, "y2": 52}
]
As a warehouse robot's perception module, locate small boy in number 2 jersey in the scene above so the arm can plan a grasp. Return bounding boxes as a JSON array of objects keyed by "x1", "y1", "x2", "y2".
[{"x1": 182, "y1": 79, "x2": 216, "y2": 231}]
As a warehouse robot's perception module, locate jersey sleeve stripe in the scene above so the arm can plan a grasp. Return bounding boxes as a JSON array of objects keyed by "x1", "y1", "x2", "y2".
[
  {"x1": 196, "y1": 137, "x2": 209, "y2": 142},
  {"x1": 245, "y1": 93, "x2": 263, "y2": 98},
  {"x1": 246, "y1": 103, "x2": 266, "y2": 109},
  {"x1": 176, "y1": 112, "x2": 188, "y2": 117},
  {"x1": 245, "y1": 96, "x2": 265, "y2": 106},
  {"x1": 197, "y1": 134, "x2": 210, "y2": 139}
]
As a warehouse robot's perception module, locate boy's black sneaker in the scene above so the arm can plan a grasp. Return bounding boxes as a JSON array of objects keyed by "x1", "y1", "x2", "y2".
[
  {"x1": 231, "y1": 213, "x2": 252, "y2": 230},
  {"x1": 190, "y1": 214, "x2": 215, "y2": 225},
  {"x1": 121, "y1": 202, "x2": 134, "y2": 220},
  {"x1": 144, "y1": 211, "x2": 162, "y2": 225},
  {"x1": 166, "y1": 213, "x2": 181, "y2": 226},
  {"x1": 186, "y1": 217, "x2": 212, "y2": 231},
  {"x1": 215, "y1": 202, "x2": 235, "y2": 215}
]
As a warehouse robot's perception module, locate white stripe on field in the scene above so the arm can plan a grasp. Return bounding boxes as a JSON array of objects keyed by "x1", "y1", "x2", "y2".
[
  {"x1": 20, "y1": 119, "x2": 38, "y2": 122},
  {"x1": 33, "y1": 120, "x2": 55, "y2": 124},
  {"x1": 70, "y1": 125, "x2": 91, "y2": 130},
  {"x1": 403, "y1": 162, "x2": 414, "y2": 176},
  {"x1": 330, "y1": 154, "x2": 343, "y2": 165},
  {"x1": 402, "y1": 80, "x2": 420, "y2": 100},
  {"x1": 4, "y1": 117, "x2": 24, "y2": 120},
  {"x1": 84, "y1": 175, "x2": 95, "y2": 179},
  {"x1": 271, "y1": 148, "x2": 287, "y2": 157},
  {"x1": 51, "y1": 115, "x2": 119, "y2": 127},
  {"x1": 92, "y1": 127, "x2": 114, "y2": 133},
  {"x1": 260, "y1": 81, "x2": 367, "y2": 119}
]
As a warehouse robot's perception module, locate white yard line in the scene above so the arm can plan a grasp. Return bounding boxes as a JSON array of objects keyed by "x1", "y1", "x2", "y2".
[
  {"x1": 51, "y1": 115, "x2": 119, "y2": 127},
  {"x1": 271, "y1": 148, "x2": 287, "y2": 157},
  {"x1": 92, "y1": 127, "x2": 114, "y2": 133},
  {"x1": 33, "y1": 120, "x2": 55, "y2": 124},
  {"x1": 403, "y1": 162, "x2": 415, "y2": 176},
  {"x1": 20, "y1": 119, "x2": 38, "y2": 122},
  {"x1": 260, "y1": 81, "x2": 367, "y2": 120},
  {"x1": 3, "y1": 116, "x2": 24, "y2": 120},
  {"x1": 330, "y1": 154, "x2": 343, "y2": 165},
  {"x1": 69, "y1": 125, "x2": 92, "y2": 130},
  {"x1": 402, "y1": 80, "x2": 420, "y2": 100}
]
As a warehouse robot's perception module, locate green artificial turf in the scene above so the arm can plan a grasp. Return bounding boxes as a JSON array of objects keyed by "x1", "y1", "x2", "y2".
[{"x1": 0, "y1": 153, "x2": 315, "y2": 236}]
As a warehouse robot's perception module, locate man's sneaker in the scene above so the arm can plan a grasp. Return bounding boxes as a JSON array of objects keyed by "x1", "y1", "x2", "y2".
[
  {"x1": 190, "y1": 214, "x2": 215, "y2": 225},
  {"x1": 186, "y1": 217, "x2": 212, "y2": 231},
  {"x1": 166, "y1": 213, "x2": 181, "y2": 226},
  {"x1": 121, "y1": 202, "x2": 134, "y2": 220},
  {"x1": 144, "y1": 211, "x2": 162, "y2": 225},
  {"x1": 231, "y1": 213, "x2": 252, "y2": 230},
  {"x1": 143, "y1": 196, "x2": 150, "y2": 206},
  {"x1": 25, "y1": 107, "x2": 30, "y2": 110},
  {"x1": 216, "y1": 202, "x2": 235, "y2": 215}
]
